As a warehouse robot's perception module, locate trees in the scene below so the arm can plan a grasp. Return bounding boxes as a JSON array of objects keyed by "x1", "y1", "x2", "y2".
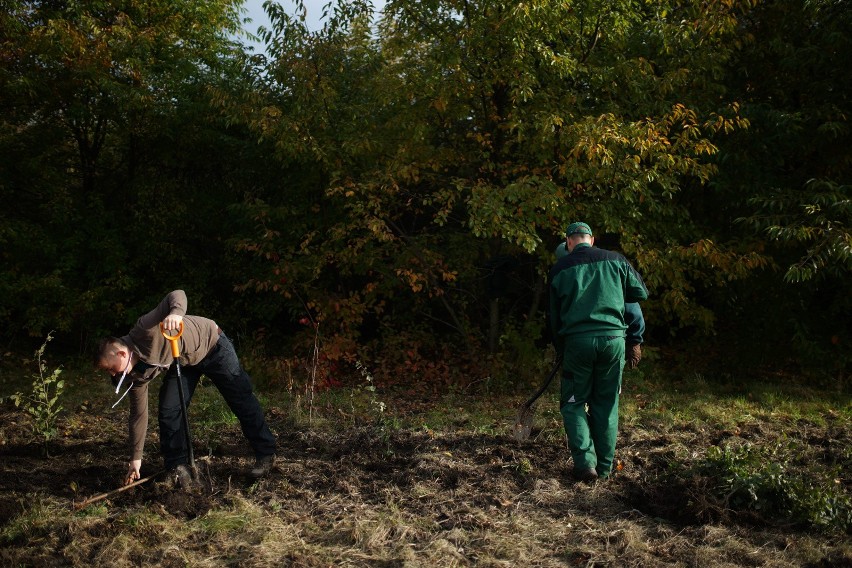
[
  {"x1": 226, "y1": 0, "x2": 775, "y2": 375},
  {"x1": 727, "y1": 0, "x2": 851, "y2": 284},
  {"x1": 1, "y1": 0, "x2": 847, "y2": 381},
  {"x1": 0, "y1": 0, "x2": 252, "y2": 344},
  {"x1": 718, "y1": 0, "x2": 852, "y2": 376},
  {"x1": 227, "y1": 0, "x2": 848, "y2": 381}
]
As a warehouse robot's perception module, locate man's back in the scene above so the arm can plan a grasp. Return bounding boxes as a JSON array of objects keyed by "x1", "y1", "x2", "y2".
[{"x1": 549, "y1": 243, "x2": 647, "y2": 339}]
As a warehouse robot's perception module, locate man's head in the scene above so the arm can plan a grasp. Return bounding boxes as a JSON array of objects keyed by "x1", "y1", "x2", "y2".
[
  {"x1": 565, "y1": 221, "x2": 594, "y2": 253},
  {"x1": 95, "y1": 337, "x2": 132, "y2": 379}
]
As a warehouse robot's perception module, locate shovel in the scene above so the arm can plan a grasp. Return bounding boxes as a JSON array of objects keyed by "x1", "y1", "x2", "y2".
[
  {"x1": 512, "y1": 356, "x2": 562, "y2": 441},
  {"x1": 160, "y1": 322, "x2": 201, "y2": 487},
  {"x1": 73, "y1": 470, "x2": 164, "y2": 510}
]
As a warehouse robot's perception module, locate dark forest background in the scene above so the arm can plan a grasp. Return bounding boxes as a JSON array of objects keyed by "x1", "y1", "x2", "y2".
[{"x1": 1, "y1": 0, "x2": 849, "y2": 389}]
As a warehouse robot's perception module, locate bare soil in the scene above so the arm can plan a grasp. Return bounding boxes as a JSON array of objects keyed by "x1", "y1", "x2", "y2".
[{"x1": 1, "y1": 397, "x2": 850, "y2": 567}]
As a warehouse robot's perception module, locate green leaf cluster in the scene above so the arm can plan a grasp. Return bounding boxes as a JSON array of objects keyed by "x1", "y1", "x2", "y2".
[
  {"x1": 738, "y1": 180, "x2": 851, "y2": 283},
  {"x1": 7, "y1": 332, "x2": 65, "y2": 456},
  {"x1": 0, "y1": 0, "x2": 270, "y2": 341},
  {"x1": 223, "y1": 0, "x2": 771, "y2": 356},
  {"x1": 702, "y1": 442, "x2": 851, "y2": 532}
]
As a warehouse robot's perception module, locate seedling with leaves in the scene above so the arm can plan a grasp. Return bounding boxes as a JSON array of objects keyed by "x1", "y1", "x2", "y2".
[{"x1": 8, "y1": 332, "x2": 64, "y2": 457}]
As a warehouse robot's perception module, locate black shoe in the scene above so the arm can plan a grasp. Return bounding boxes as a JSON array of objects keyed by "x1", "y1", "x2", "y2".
[
  {"x1": 573, "y1": 467, "x2": 598, "y2": 483},
  {"x1": 250, "y1": 455, "x2": 276, "y2": 478}
]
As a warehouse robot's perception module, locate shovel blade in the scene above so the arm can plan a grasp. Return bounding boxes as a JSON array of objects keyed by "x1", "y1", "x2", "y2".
[
  {"x1": 173, "y1": 463, "x2": 207, "y2": 493},
  {"x1": 512, "y1": 403, "x2": 536, "y2": 441}
]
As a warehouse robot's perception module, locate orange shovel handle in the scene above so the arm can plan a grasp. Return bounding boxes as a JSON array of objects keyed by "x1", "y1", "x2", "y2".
[{"x1": 159, "y1": 321, "x2": 184, "y2": 358}]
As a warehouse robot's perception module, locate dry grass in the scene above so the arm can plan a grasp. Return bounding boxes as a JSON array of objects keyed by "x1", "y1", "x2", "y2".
[{"x1": 1, "y1": 368, "x2": 850, "y2": 567}]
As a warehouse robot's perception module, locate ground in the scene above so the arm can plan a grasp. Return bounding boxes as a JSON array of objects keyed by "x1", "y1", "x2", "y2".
[{"x1": 0, "y1": 386, "x2": 850, "y2": 567}]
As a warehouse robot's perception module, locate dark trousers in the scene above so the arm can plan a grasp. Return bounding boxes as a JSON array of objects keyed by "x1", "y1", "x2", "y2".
[{"x1": 158, "y1": 332, "x2": 276, "y2": 469}]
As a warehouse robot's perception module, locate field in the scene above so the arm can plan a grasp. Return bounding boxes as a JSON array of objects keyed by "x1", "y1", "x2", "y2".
[{"x1": 1, "y1": 361, "x2": 850, "y2": 567}]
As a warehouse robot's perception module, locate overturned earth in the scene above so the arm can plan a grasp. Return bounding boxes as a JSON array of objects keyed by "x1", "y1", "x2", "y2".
[{"x1": 0, "y1": 396, "x2": 850, "y2": 567}]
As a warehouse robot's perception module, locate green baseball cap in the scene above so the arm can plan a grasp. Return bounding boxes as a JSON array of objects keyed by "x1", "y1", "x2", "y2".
[{"x1": 565, "y1": 222, "x2": 593, "y2": 237}]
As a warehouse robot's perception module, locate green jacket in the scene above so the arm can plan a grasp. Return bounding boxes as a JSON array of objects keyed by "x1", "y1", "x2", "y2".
[{"x1": 549, "y1": 243, "x2": 647, "y2": 349}]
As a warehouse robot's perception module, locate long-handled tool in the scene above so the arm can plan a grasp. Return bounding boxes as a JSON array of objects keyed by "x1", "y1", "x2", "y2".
[
  {"x1": 160, "y1": 322, "x2": 199, "y2": 483},
  {"x1": 73, "y1": 470, "x2": 164, "y2": 510},
  {"x1": 512, "y1": 356, "x2": 562, "y2": 441}
]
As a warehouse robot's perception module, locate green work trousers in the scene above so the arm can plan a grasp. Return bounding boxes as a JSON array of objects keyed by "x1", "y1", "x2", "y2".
[{"x1": 559, "y1": 335, "x2": 625, "y2": 477}]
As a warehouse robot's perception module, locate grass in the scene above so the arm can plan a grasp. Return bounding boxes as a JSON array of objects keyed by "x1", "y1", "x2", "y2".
[
  {"x1": 1, "y1": 493, "x2": 68, "y2": 544},
  {"x1": 620, "y1": 368, "x2": 851, "y2": 427},
  {"x1": 1, "y1": 357, "x2": 850, "y2": 566}
]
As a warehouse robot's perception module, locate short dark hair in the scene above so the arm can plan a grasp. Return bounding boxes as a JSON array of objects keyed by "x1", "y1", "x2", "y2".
[{"x1": 94, "y1": 336, "x2": 127, "y2": 367}]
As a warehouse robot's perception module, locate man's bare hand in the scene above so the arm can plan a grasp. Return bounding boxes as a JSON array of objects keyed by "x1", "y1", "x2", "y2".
[
  {"x1": 125, "y1": 460, "x2": 142, "y2": 485},
  {"x1": 162, "y1": 314, "x2": 184, "y2": 332}
]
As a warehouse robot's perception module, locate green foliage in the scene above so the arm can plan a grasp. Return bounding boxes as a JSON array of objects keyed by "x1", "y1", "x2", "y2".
[
  {"x1": 0, "y1": 0, "x2": 258, "y2": 345},
  {"x1": 8, "y1": 333, "x2": 64, "y2": 457},
  {"x1": 738, "y1": 180, "x2": 852, "y2": 283},
  {"x1": 1, "y1": 0, "x2": 850, "y2": 385},
  {"x1": 353, "y1": 359, "x2": 400, "y2": 444},
  {"x1": 355, "y1": 360, "x2": 387, "y2": 418},
  {"x1": 705, "y1": 0, "x2": 852, "y2": 370},
  {"x1": 498, "y1": 319, "x2": 549, "y2": 370},
  {"x1": 702, "y1": 442, "x2": 851, "y2": 532},
  {"x1": 224, "y1": 0, "x2": 770, "y2": 365}
]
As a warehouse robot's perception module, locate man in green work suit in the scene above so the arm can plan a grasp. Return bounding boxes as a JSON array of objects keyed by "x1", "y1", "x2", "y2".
[{"x1": 549, "y1": 222, "x2": 648, "y2": 481}]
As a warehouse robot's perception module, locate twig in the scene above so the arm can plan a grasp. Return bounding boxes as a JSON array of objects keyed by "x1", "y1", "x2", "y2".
[
  {"x1": 308, "y1": 322, "x2": 319, "y2": 423},
  {"x1": 72, "y1": 470, "x2": 164, "y2": 510}
]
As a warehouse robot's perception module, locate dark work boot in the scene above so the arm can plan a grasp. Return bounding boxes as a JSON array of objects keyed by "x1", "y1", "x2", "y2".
[
  {"x1": 573, "y1": 467, "x2": 599, "y2": 483},
  {"x1": 250, "y1": 455, "x2": 276, "y2": 478}
]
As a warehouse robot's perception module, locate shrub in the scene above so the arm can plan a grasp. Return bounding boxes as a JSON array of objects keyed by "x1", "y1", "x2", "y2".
[
  {"x1": 702, "y1": 442, "x2": 851, "y2": 532},
  {"x1": 8, "y1": 332, "x2": 64, "y2": 457}
]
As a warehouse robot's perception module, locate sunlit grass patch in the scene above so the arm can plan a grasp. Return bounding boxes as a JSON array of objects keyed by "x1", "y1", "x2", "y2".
[
  {"x1": 347, "y1": 499, "x2": 423, "y2": 556},
  {"x1": 622, "y1": 369, "x2": 850, "y2": 432},
  {"x1": 118, "y1": 508, "x2": 171, "y2": 534},
  {"x1": 194, "y1": 498, "x2": 255, "y2": 536},
  {"x1": 90, "y1": 532, "x2": 149, "y2": 567},
  {"x1": 189, "y1": 384, "x2": 241, "y2": 451},
  {"x1": 0, "y1": 493, "x2": 70, "y2": 545},
  {"x1": 74, "y1": 502, "x2": 109, "y2": 518}
]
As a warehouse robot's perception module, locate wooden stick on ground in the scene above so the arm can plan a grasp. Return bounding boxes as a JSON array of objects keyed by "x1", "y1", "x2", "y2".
[{"x1": 72, "y1": 471, "x2": 164, "y2": 511}]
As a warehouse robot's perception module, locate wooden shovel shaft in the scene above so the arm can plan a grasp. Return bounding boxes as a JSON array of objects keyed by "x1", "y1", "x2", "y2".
[
  {"x1": 523, "y1": 357, "x2": 563, "y2": 408},
  {"x1": 72, "y1": 471, "x2": 163, "y2": 510},
  {"x1": 512, "y1": 356, "x2": 563, "y2": 441}
]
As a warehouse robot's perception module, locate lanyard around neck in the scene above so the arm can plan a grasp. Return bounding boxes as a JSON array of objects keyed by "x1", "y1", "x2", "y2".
[{"x1": 112, "y1": 353, "x2": 134, "y2": 408}]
